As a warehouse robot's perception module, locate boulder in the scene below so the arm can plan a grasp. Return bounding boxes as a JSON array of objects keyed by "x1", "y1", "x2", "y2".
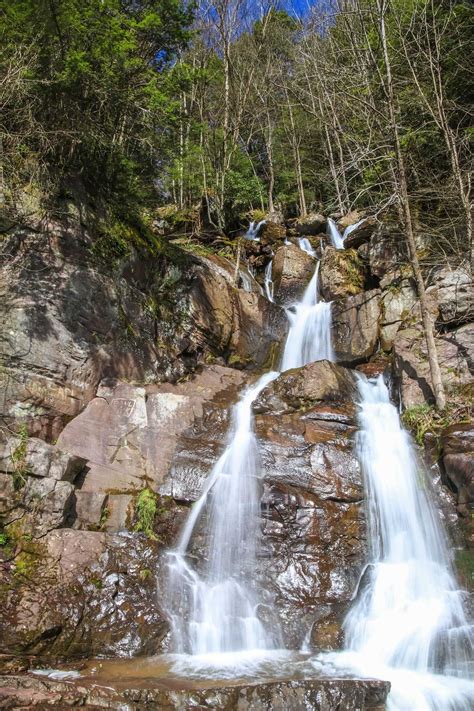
[
  {"x1": 380, "y1": 278, "x2": 418, "y2": 350},
  {"x1": 431, "y1": 266, "x2": 474, "y2": 327},
  {"x1": 368, "y1": 227, "x2": 407, "y2": 281},
  {"x1": 57, "y1": 366, "x2": 246, "y2": 513},
  {"x1": 255, "y1": 360, "x2": 358, "y2": 414},
  {"x1": 343, "y1": 216, "x2": 377, "y2": 250},
  {"x1": 332, "y1": 290, "x2": 382, "y2": 363},
  {"x1": 394, "y1": 323, "x2": 474, "y2": 407},
  {"x1": 0, "y1": 435, "x2": 85, "y2": 483},
  {"x1": 295, "y1": 213, "x2": 327, "y2": 236},
  {"x1": 259, "y1": 221, "x2": 287, "y2": 242},
  {"x1": 2, "y1": 477, "x2": 75, "y2": 537},
  {"x1": 320, "y1": 247, "x2": 366, "y2": 301},
  {"x1": 0, "y1": 674, "x2": 391, "y2": 710},
  {"x1": 272, "y1": 244, "x2": 315, "y2": 305},
  {"x1": 0, "y1": 529, "x2": 167, "y2": 659}
]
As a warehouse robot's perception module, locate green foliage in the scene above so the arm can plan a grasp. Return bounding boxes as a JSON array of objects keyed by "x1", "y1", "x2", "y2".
[{"x1": 134, "y1": 488, "x2": 158, "y2": 540}]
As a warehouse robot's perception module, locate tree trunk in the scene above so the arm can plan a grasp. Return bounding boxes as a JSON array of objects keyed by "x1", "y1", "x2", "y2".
[{"x1": 378, "y1": 0, "x2": 446, "y2": 409}]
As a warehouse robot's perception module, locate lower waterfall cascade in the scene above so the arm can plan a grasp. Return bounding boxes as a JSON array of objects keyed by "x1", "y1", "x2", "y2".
[
  {"x1": 322, "y1": 376, "x2": 474, "y2": 710},
  {"x1": 160, "y1": 233, "x2": 473, "y2": 708},
  {"x1": 163, "y1": 249, "x2": 335, "y2": 659}
]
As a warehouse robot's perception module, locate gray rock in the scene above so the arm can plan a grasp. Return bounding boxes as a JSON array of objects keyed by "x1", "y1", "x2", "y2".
[
  {"x1": 0, "y1": 436, "x2": 85, "y2": 482},
  {"x1": 431, "y1": 266, "x2": 474, "y2": 326},
  {"x1": 272, "y1": 244, "x2": 315, "y2": 305},
  {"x1": 332, "y1": 290, "x2": 381, "y2": 363},
  {"x1": 295, "y1": 212, "x2": 327, "y2": 235}
]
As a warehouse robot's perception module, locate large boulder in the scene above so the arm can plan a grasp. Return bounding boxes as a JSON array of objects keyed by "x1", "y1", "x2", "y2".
[
  {"x1": 0, "y1": 529, "x2": 167, "y2": 658},
  {"x1": 368, "y1": 226, "x2": 407, "y2": 282},
  {"x1": 57, "y1": 366, "x2": 246, "y2": 530},
  {"x1": 320, "y1": 247, "x2": 366, "y2": 301},
  {"x1": 394, "y1": 323, "x2": 474, "y2": 407},
  {"x1": 380, "y1": 278, "x2": 418, "y2": 350},
  {"x1": 431, "y1": 266, "x2": 474, "y2": 327},
  {"x1": 294, "y1": 212, "x2": 327, "y2": 236},
  {"x1": 342, "y1": 216, "x2": 377, "y2": 250},
  {"x1": 332, "y1": 290, "x2": 381, "y2": 363},
  {"x1": 271, "y1": 244, "x2": 315, "y2": 305},
  {"x1": 441, "y1": 423, "x2": 474, "y2": 525}
]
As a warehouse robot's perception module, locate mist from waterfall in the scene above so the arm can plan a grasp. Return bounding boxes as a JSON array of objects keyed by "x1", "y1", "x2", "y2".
[{"x1": 323, "y1": 375, "x2": 474, "y2": 710}]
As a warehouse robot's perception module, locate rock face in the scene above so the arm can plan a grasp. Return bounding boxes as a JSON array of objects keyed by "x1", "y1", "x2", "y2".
[
  {"x1": 441, "y1": 423, "x2": 474, "y2": 547},
  {"x1": 0, "y1": 674, "x2": 391, "y2": 710},
  {"x1": 394, "y1": 323, "x2": 474, "y2": 407},
  {"x1": 431, "y1": 266, "x2": 474, "y2": 327},
  {"x1": 272, "y1": 244, "x2": 315, "y2": 305},
  {"x1": 56, "y1": 365, "x2": 246, "y2": 530},
  {"x1": 343, "y1": 217, "x2": 376, "y2": 250},
  {"x1": 320, "y1": 247, "x2": 366, "y2": 301},
  {"x1": 0, "y1": 224, "x2": 283, "y2": 441},
  {"x1": 332, "y1": 290, "x2": 381, "y2": 363},
  {"x1": 380, "y1": 279, "x2": 418, "y2": 350},
  {"x1": 0, "y1": 529, "x2": 167, "y2": 658},
  {"x1": 168, "y1": 361, "x2": 365, "y2": 651}
]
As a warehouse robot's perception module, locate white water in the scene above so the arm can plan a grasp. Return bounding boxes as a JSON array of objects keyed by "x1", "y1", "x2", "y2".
[
  {"x1": 327, "y1": 217, "x2": 345, "y2": 249},
  {"x1": 245, "y1": 219, "x2": 266, "y2": 241},
  {"x1": 298, "y1": 237, "x2": 316, "y2": 256},
  {"x1": 322, "y1": 375, "x2": 474, "y2": 710},
  {"x1": 280, "y1": 262, "x2": 334, "y2": 371},
  {"x1": 165, "y1": 370, "x2": 280, "y2": 655},
  {"x1": 164, "y1": 251, "x2": 334, "y2": 658},
  {"x1": 343, "y1": 218, "x2": 365, "y2": 241},
  {"x1": 264, "y1": 260, "x2": 274, "y2": 302}
]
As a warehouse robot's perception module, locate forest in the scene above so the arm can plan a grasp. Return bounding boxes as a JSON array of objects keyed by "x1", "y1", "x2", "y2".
[{"x1": 1, "y1": 1, "x2": 472, "y2": 261}]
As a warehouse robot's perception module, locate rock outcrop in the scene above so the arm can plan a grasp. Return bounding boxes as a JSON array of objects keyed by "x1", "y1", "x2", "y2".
[
  {"x1": 332, "y1": 290, "x2": 381, "y2": 363},
  {"x1": 320, "y1": 247, "x2": 366, "y2": 301},
  {"x1": 271, "y1": 244, "x2": 315, "y2": 305}
]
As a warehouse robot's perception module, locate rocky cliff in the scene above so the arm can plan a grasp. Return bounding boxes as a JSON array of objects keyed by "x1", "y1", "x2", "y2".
[{"x1": 0, "y1": 207, "x2": 472, "y2": 708}]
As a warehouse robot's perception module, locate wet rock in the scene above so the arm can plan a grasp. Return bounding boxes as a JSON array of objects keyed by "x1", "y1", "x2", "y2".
[
  {"x1": 441, "y1": 424, "x2": 474, "y2": 527},
  {"x1": 0, "y1": 673, "x2": 391, "y2": 710},
  {"x1": 394, "y1": 323, "x2": 474, "y2": 407},
  {"x1": 0, "y1": 435, "x2": 85, "y2": 483},
  {"x1": 190, "y1": 255, "x2": 286, "y2": 367},
  {"x1": 343, "y1": 217, "x2": 377, "y2": 250},
  {"x1": 431, "y1": 266, "x2": 474, "y2": 327},
  {"x1": 57, "y1": 366, "x2": 246, "y2": 515},
  {"x1": 295, "y1": 212, "x2": 327, "y2": 236},
  {"x1": 255, "y1": 361, "x2": 358, "y2": 414},
  {"x1": 0, "y1": 530, "x2": 166, "y2": 659},
  {"x1": 332, "y1": 290, "x2": 381, "y2": 363},
  {"x1": 320, "y1": 247, "x2": 366, "y2": 301},
  {"x1": 272, "y1": 244, "x2": 315, "y2": 305}
]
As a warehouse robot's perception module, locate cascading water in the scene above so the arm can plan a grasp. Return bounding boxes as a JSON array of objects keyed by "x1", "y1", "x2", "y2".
[
  {"x1": 163, "y1": 245, "x2": 334, "y2": 661},
  {"x1": 165, "y1": 370, "x2": 280, "y2": 656},
  {"x1": 343, "y1": 218, "x2": 365, "y2": 240},
  {"x1": 327, "y1": 217, "x2": 345, "y2": 249},
  {"x1": 323, "y1": 375, "x2": 474, "y2": 710},
  {"x1": 264, "y1": 260, "x2": 274, "y2": 302},
  {"x1": 245, "y1": 219, "x2": 266, "y2": 241},
  {"x1": 297, "y1": 237, "x2": 316, "y2": 256},
  {"x1": 280, "y1": 262, "x2": 334, "y2": 371}
]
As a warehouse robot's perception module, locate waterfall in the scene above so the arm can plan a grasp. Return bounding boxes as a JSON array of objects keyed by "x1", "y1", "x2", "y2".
[
  {"x1": 343, "y1": 218, "x2": 365, "y2": 240},
  {"x1": 327, "y1": 218, "x2": 345, "y2": 249},
  {"x1": 324, "y1": 375, "x2": 474, "y2": 710},
  {"x1": 163, "y1": 252, "x2": 334, "y2": 658},
  {"x1": 280, "y1": 263, "x2": 334, "y2": 371},
  {"x1": 264, "y1": 260, "x2": 274, "y2": 302},
  {"x1": 297, "y1": 237, "x2": 316, "y2": 257},
  {"x1": 245, "y1": 219, "x2": 266, "y2": 241},
  {"x1": 165, "y1": 371, "x2": 279, "y2": 655}
]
